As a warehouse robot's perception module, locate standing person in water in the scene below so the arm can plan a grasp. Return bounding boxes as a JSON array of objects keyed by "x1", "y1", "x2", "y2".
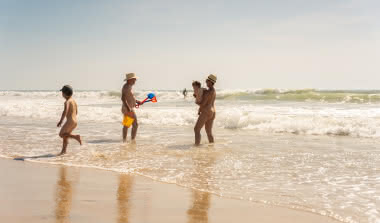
[
  {"x1": 121, "y1": 73, "x2": 141, "y2": 142},
  {"x1": 183, "y1": 88, "x2": 188, "y2": 98},
  {"x1": 57, "y1": 85, "x2": 82, "y2": 155},
  {"x1": 194, "y1": 74, "x2": 217, "y2": 145}
]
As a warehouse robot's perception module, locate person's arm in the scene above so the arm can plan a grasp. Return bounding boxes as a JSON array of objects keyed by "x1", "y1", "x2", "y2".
[
  {"x1": 196, "y1": 90, "x2": 204, "y2": 104},
  {"x1": 121, "y1": 86, "x2": 132, "y2": 112},
  {"x1": 195, "y1": 90, "x2": 204, "y2": 105},
  {"x1": 57, "y1": 101, "x2": 68, "y2": 127}
]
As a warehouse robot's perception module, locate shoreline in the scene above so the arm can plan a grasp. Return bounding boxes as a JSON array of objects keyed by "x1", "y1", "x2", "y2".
[{"x1": 0, "y1": 158, "x2": 341, "y2": 223}]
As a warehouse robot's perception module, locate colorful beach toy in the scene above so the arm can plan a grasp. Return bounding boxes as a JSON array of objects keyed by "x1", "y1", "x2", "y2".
[
  {"x1": 122, "y1": 112, "x2": 135, "y2": 127},
  {"x1": 135, "y1": 93, "x2": 157, "y2": 108}
]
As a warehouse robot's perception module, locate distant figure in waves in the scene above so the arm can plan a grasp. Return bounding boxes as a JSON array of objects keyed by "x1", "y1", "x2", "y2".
[
  {"x1": 57, "y1": 85, "x2": 82, "y2": 155},
  {"x1": 183, "y1": 88, "x2": 188, "y2": 98},
  {"x1": 194, "y1": 74, "x2": 217, "y2": 146},
  {"x1": 121, "y1": 73, "x2": 141, "y2": 142}
]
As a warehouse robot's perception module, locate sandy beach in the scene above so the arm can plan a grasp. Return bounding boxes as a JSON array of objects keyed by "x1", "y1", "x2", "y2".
[
  {"x1": 2, "y1": 0, "x2": 380, "y2": 221},
  {"x1": 0, "y1": 158, "x2": 340, "y2": 223}
]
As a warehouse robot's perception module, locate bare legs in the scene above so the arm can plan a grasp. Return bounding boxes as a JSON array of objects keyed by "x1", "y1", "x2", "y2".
[
  {"x1": 194, "y1": 113, "x2": 215, "y2": 146},
  {"x1": 59, "y1": 133, "x2": 82, "y2": 155},
  {"x1": 205, "y1": 117, "x2": 214, "y2": 143},
  {"x1": 123, "y1": 126, "x2": 128, "y2": 142},
  {"x1": 61, "y1": 136, "x2": 68, "y2": 155},
  {"x1": 122, "y1": 119, "x2": 138, "y2": 142},
  {"x1": 131, "y1": 121, "x2": 138, "y2": 140},
  {"x1": 58, "y1": 121, "x2": 81, "y2": 155}
]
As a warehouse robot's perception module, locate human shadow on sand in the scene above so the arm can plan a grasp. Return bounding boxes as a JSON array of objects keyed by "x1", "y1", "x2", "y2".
[{"x1": 14, "y1": 153, "x2": 59, "y2": 161}]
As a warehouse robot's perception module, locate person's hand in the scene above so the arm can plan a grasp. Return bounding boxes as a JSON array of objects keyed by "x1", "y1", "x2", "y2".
[
  {"x1": 198, "y1": 110, "x2": 201, "y2": 115},
  {"x1": 57, "y1": 121, "x2": 62, "y2": 127}
]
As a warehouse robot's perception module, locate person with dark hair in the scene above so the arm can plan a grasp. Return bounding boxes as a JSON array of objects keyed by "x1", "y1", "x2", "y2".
[
  {"x1": 192, "y1": 80, "x2": 204, "y2": 104},
  {"x1": 57, "y1": 85, "x2": 81, "y2": 155},
  {"x1": 194, "y1": 74, "x2": 217, "y2": 145}
]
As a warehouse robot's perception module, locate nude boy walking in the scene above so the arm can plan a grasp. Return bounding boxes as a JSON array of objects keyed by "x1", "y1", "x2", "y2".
[{"x1": 57, "y1": 85, "x2": 82, "y2": 155}]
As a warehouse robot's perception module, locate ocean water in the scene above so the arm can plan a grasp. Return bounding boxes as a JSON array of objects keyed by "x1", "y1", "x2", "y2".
[{"x1": 0, "y1": 89, "x2": 380, "y2": 223}]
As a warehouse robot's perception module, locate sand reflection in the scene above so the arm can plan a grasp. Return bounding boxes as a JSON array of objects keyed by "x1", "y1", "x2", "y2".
[
  {"x1": 54, "y1": 166, "x2": 73, "y2": 223},
  {"x1": 187, "y1": 150, "x2": 216, "y2": 223},
  {"x1": 117, "y1": 174, "x2": 134, "y2": 223}
]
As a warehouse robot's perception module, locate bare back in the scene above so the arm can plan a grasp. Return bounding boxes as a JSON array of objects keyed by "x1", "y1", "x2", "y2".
[
  {"x1": 199, "y1": 88, "x2": 216, "y2": 114},
  {"x1": 66, "y1": 99, "x2": 78, "y2": 122}
]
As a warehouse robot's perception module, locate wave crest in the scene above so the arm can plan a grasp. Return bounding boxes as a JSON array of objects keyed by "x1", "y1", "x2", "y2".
[
  {"x1": 2, "y1": 89, "x2": 380, "y2": 103},
  {"x1": 217, "y1": 89, "x2": 380, "y2": 103}
]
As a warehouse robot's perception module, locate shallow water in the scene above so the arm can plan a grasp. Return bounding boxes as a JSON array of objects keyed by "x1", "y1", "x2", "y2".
[
  {"x1": 2, "y1": 90, "x2": 380, "y2": 138},
  {"x1": 1, "y1": 90, "x2": 380, "y2": 223}
]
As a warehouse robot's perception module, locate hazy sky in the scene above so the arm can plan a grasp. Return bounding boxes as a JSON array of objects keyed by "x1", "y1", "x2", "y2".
[{"x1": 0, "y1": 0, "x2": 379, "y2": 90}]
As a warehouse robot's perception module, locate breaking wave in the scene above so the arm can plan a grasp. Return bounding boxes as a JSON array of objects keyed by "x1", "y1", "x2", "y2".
[
  {"x1": 216, "y1": 89, "x2": 380, "y2": 103},
  {"x1": 2, "y1": 89, "x2": 380, "y2": 103}
]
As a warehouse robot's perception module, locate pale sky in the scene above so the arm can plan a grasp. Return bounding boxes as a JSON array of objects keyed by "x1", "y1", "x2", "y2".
[{"x1": 0, "y1": 0, "x2": 379, "y2": 90}]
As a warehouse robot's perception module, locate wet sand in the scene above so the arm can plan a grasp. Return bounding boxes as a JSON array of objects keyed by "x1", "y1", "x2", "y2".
[{"x1": 0, "y1": 158, "x2": 339, "y2": 223}]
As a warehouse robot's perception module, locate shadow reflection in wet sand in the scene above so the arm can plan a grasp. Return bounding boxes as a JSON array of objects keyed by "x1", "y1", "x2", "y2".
[
  {"x1": 14, "y1": 153, "x2": 58, "y2": 161},
  {"x1": 117, "y1": 174, "x2": 134, "y2": 223},
  {"x1": 187, "y1": 147, "x2": 216, "y2": 223},
  {"x1": 55, "y1": 166, "x2": 73, "y2": 223}
]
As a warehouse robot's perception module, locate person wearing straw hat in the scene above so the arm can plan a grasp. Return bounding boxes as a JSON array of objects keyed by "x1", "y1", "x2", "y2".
[
  {"x1": 121, "y1": 73, "x2": 141, "y2": 142},
  {"x1": 194, "y1": 74, "x2": 217, "y2": 145}
]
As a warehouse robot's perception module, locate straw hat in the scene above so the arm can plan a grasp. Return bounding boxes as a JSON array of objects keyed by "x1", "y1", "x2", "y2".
[
  {"x1": 124, "y1": 73, "x2": 138, "y2": 81},
  {"x1": 207, "y1": 74, "x2": 217, "y2": 83}
]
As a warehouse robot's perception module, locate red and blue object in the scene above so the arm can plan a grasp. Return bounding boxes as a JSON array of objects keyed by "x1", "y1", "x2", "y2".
[{"x1": 136, "y1": 93, "x2": 157, "y2": 108}]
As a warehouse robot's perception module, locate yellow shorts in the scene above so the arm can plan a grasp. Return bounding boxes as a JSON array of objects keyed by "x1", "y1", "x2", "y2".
[{"x1": 122, "y1": 114, "x2": 135, "y2": 127}]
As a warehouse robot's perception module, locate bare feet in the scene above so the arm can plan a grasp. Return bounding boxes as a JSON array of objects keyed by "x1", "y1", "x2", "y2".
[
  {"x1": 59, "y1": 149, "x2": 66, "y2": 155},
  {"x1": 74, "y1": 135, "x2": 82, "y2": 145}
]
